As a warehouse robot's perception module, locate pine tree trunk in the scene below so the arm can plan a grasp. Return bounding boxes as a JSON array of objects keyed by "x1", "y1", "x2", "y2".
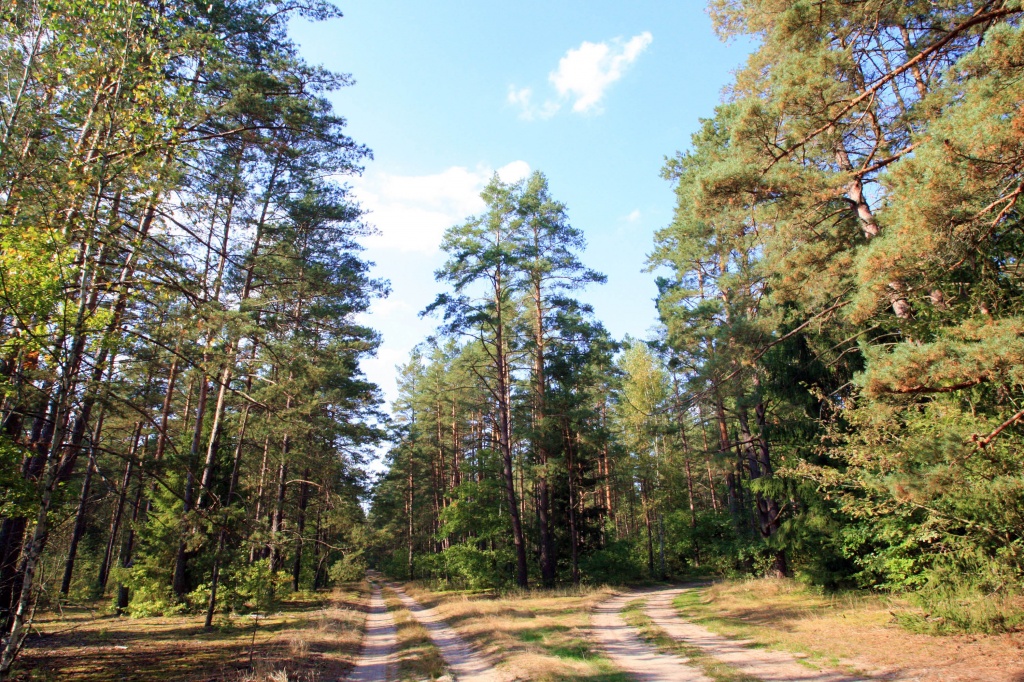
[
  {"x1": 174, "y1": 373, "x2": 209, "y2": 598},
  {"x1": 641, "y1": 479, "x2": 655, "y2": 577},
  {"x1": 312, "y1": 503, "x2": 324, "y2": 590},
  {"x1": 567, "y1": 426, "x2": 580, "y2": 583},
  {"x1": 291, "y1": 470, "x2": 310, "y2": 591},
  {"x1": 97, "y1": 424, "x2": 142, "y2": 594},
  {"x1": 60, "y1": 408, "x2": 106, "y2": 596},
  {"x1": 683, "y1": 455, "x2": 700, "y2": 567},
  {"x1": 250, "y1": 435, "x2": 271, "y2": 564},
  {"x1": 268, "y1": 451, "x2": 288, "y2": 575},
  {"x1": 494, "y1": 276, "x2": 527, "y2": 588},
  {"x1": 407, "y1": 450, "x2": 415, "y2": 580},
  {"x1": 697, "y1": 403, "x2": 719, "y2": 511}
]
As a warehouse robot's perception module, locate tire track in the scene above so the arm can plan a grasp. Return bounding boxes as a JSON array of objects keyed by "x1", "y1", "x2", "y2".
[
  {"x1": 386, "y1": 583, "x2": 507, "y2": 682},
  {"x1": 591, "y1": 590, "x2": 712, "y2": 682},
  {"x1": 644, "y1": 585, "x2": 867, "y2": 682},
  {"x1": 348, "y1": 582, "x2": 396, "y2": 682}
]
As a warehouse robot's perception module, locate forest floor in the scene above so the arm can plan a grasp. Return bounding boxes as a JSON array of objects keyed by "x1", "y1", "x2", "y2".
[
  {"x1": 12, "y1": 578, "x2": 1024, "y2": 681},
  {"x1": 667, "y1": 578, "x2": 1024, "y2": 682},
  {"x1": 402, "y1": 582, "x2": 630, "y2": 681},
  {"x1": 404, "y1": 579, "x2": 1024, "y2": 682},
  {"x1": 12, "y1": 582, "x2": 368, "y2": 682}
]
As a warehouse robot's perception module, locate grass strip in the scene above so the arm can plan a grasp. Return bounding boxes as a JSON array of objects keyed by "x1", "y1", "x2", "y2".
[
  {"x1": 620, "y1": 599, "x2": 759, "y2": 682},
  {"x1": 671, "y1": 587, "x2": 844, "y2": 671},
  {"x1": 404, "y1": 583, "x2": 631, "y2": 682},
  {"x1": 381, "y1": 586, "x2": 449, "y2": 681}
]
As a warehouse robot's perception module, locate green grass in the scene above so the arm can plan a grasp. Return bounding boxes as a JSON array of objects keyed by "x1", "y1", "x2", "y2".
[
  {"x1": 670, "y1": 581, "x2": 876, "y2": 675},
  {"x1": 514, "y1": 624, "x2": 593, "y2": 661}
]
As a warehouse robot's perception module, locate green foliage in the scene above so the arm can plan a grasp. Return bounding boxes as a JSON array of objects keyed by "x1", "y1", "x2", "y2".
[
  {"x1": 641, "y1": 0, "x2": 1024, "y2": 634},
  {"x1": 904, "y1": 577, "x2": 1024, "y2": 635},
  {"x1": 121, "y1": 567, "x2": 185, "y2": 618},
  {"x1": 431, "y1": 545, "x2": 514, "y2": 589},
  {"x1": 328, "y1": 554, "x2": 367, "y2": 584},
  {"x1": 0, "y1": 2, "x2": 382, "y2": 672},
  {"x1": 579, "y1": 541, "x2": 645, "y2": 585},
  {"x1": 222, "y1": 560, "x2": 288, "y2": 615},
  {"x1": 0, "y1": 438, "x2": 36, "y2": 519}
]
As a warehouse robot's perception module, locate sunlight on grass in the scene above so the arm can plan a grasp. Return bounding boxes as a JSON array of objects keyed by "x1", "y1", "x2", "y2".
[
  {"x1": 403, "y1": 583, "x2": 629, "y2": 681},
  {"x1": 620, "y1": 599, "x2": 758, "y2": 682},
  {"x1": 382, "y1": 587, "x2": 449, "y2": 681},
  {"x1": 667, "y1": 578, "x2": 1024, "y2": 680},
  {"x1": 17, "y1": 583, "x2": 368, "y2": 682}
]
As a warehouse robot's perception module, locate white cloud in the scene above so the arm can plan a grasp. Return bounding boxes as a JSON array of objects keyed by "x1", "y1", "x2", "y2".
[
  {"x1": 353, "y1": 161, "x2": 531, "y2": 254},
  {"x1": 496, "y1": 160, "x2": 531, "y2": 184},
  {"x1": 507, "y1": 85, "x2": 561, "y2": 121},
  {"x1": 360, "y1": 346, "x2": 407, "y2": 400},
  {"x1": 509, "y1": 32, "x2": 652, "y2": 119},
  {"x1": 551, "y1": 32, "x2": 653, "y2": 113},
  {"x1": 507, "y1": 86, "x2": 534, "y2": 109},
  {"x1": 369, "y1": 297, "x2": 413, "y2": 318},
  {"x1": 625, "y1": 209, "x2": 642, "y2": 223}
]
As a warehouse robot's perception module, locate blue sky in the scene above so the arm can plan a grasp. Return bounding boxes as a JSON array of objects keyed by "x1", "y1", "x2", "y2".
[{"x1": 289, "y1": 2, "x2": 755, "y2": 407}]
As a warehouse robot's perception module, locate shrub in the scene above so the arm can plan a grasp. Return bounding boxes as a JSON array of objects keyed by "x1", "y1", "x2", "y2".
[
  {"x1": 580, "y1": 540, "x2": 644, "y2": 584},
  {"x1": 224, "y1": 559, "x2": 287, "y2": 614},
  {"x1": 121, "y1": 565, "x2": 185, "y2": 617},
  {"x1": 328, "y1": 553, "x2": 367, "y2": 583}
]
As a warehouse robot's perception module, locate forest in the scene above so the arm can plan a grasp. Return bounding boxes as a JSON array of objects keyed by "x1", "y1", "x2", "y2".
[
  {"x1": 372, "y1": 0, "x2": 1024, "y2": 627},
  {"x1": 1, "y1": 0, "x2": 1023, "y2": 680}
]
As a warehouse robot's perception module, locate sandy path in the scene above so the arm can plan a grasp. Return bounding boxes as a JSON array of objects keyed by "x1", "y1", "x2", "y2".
[
  {"x1": 386, "y1": 583, "x2": 506, "y2": 682},
  {"x1": 348, "y1": 583, "x2": 396, "y2": 682},
  {"x1": 644, "y1": 585, "x2": 867, "y2": 682},
  {"x1": 591, "y1": 590, "x2": 712, "y2": 682}
]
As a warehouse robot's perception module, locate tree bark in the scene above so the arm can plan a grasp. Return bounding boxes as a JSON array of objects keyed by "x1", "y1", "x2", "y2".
[
  {"x1": 60, "y1": 407, "x2": 106, "y2": 596},
  {"x1": 291, "y1": 470, "x2": 310, "y2": 591},
  {"x1": 96, "y1": 423, "x2": 143, "y2": 594},
  {"x1": 493, "y1": 270, "x2": 528, "y2": 588},
  {"x1": 268, "y1": 450, "x2": 288, "y2": 575}
]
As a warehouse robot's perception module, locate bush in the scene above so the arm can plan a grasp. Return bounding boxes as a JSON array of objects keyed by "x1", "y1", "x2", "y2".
[
  {"x1": 120, "y1": 565, "x2": 185, "y2": 617},
  {"x1": 328, "y1": 553, "x2": 367, "y2": 583},
  {"x1": 224, "y1": 559, "x2": 288, "y2": 615},
  {"x1": 899, "y1": 556, "x2": 1024, "y2": 634},
  {"x1": 580, "y1": 540, "x2": 645, "y2": 584}
]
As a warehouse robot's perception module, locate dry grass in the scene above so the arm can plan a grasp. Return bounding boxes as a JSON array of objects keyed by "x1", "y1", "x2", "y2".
[
  {"x1": 674, "y1": 578, "x2": 1024, "y2": 682},
  {"x1": 381, "y1": 586, "x2": 448, "y2": 680},
  {"x1": 403, "y1": 583, "x2": 630, "y2": 682},
  {"x1": 620, "y1": 598, "x2": 758, "y2": 682},
  {"x1": 14, "y1": 583, "x2": 368, "y2": 682}
]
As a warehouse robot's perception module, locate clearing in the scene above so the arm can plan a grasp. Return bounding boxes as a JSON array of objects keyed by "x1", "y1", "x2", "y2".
[
  {"x1": 12, "y1": 577, "x2": 1024, "y2": 681},
  {"x1": 670, "y1": 578, "x2": 1024, "y2": 682},
  {"x1": 397, "y1": 579, "x2": 1024, "y2": 682},
  {"x1": 14, "y1": 584, "x2": 367, "y2": 682}
]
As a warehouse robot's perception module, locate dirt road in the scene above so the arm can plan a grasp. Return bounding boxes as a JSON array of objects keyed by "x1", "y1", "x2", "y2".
[
  {"x1": 591, "y1": 590, "x2": 712, "y2": 682},
  {"x1": 347, "y1": 582, "x2": 396, "y2": 682},
  {"x1": 387, "y1": 583, "x2": 507, "y2": 682},
  {"x1": 643, "y1": 585, "x2": 863, "y2": 681}
]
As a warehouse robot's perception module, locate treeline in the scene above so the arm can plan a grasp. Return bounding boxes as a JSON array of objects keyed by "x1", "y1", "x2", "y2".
[
  {"x1": 370, "y1": 0, "x2": 1024, "y2": 633},
  {"x1": 0, "y1": 0, "x2": 381, "y2": 675}
]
